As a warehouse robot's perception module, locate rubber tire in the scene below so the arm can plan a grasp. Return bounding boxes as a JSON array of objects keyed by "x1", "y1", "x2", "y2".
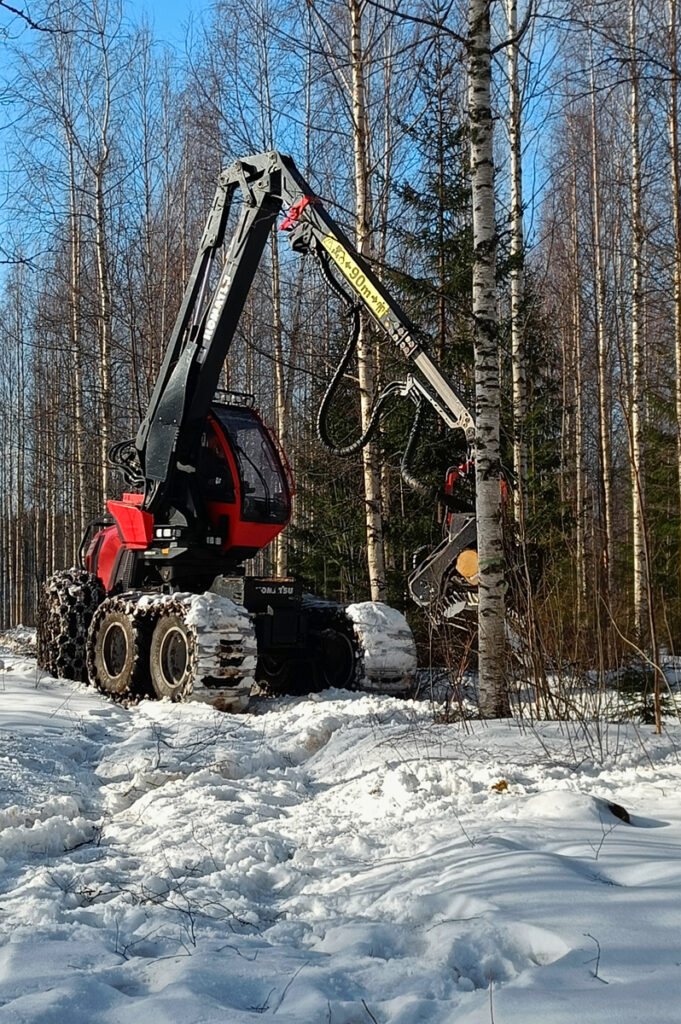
[
  {"x1": 148, "y1": 613, "x2": 196, "y2": 701},
  {"x1": 256, "y1": 654, "x2": 319, "y2": 697},
  {"x1": 317, "y1": 625, "x2": 361, "y2": 690},
  {"x1": 256, "y1": 613, "x2": 361, "y2": 697},
  {"x1": 36, "y1": 569, "x2": 104, "y2": 683},
  {"x1": 90, "y1": 607, "x2": 140, "y2": 697}
]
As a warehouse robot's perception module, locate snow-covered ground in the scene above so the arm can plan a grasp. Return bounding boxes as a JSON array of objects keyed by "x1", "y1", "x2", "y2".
[{"x1": 1, "y1": 632, "x2": 681, "y2": 1023}]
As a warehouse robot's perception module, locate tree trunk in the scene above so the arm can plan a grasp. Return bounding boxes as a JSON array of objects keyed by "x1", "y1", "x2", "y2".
[
  {"x1": 350, "y1": 0, "x2": 386, "y2": 601},
  {"x1": 66, "y1": 138, "x2": 88, "y2": 546},
  {"x1": 271, "y1": 229, "x2": 288, "y2": 576},
  {"x1": 505, "y1": 0, "x2": 526, "y2": 530},
  {"x1": 589, "y1": 41, "x2": 614, "y2": 609},
  {"x1": 669, "y1": 0, "x2": 681, "y2": 600},
  {"x1": 94, "y1": 156, "x2": 112, "y2": 508},
  {"x1": 571, "y1": 162, "x2": 586, "y2": 619},
  {"x1": 14, "y1": 276, "x2": 26, "y2": 622},
  {"x1": 628, "y1": 0, "x2": 647, "y2": 642},
  {"x1": 468, "y1": 0, "x2": 509, "y2": 717}
]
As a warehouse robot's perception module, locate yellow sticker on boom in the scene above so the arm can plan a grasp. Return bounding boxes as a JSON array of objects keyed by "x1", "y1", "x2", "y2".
[{"x1": 321, "y1": 234, "x2": 389, "y2": 321}]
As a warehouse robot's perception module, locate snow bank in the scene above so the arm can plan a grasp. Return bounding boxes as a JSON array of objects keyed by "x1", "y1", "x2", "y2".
[{"x1": 0, "y1": 625, "x2": 36, "y2": 655}]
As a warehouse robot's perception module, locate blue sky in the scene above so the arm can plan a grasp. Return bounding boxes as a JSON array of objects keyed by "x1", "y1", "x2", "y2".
[
  {"x1": 0, "y1": 1, "x2": 203, "y2": 45},
  {"x1": 137, "y1": 0, "x2": 204, "y2": 46}
]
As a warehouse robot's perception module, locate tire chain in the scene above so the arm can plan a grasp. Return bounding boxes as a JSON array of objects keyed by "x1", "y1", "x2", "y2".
[
  {"x1": 343, "y1": 601, "x2": 418, "y2": 696},
  {"x1": 151, "y1": 592, "x2": 256, "y2": 712},
  {"x1": 86, "y1": 591, "x2": 157, "y2": 705},
  {"x1": 87, "y1": 591, "x2": 255, "y2": 711},
  {"x1": 36, "y1": 568, "x2": 105, "y2": 683}
]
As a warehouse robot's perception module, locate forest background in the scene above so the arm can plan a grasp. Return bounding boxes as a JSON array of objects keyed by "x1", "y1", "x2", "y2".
[{"x1": 1, "y1": 0, "x2": 680, "y2": 682}]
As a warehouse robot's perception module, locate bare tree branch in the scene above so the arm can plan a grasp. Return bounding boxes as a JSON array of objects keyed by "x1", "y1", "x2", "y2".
[
  {"x1": 363, "y1": 0, "x2": 467, "y2": 45},
  {"x1": 362, "y1": 0, "x2": 536, "y2": 53},
  {"x1": 0, "y1": 1, "x2": 60, "y2": 32},
  {"x1": 490, "y1": 0, "x2": 535, "y2": 55}
]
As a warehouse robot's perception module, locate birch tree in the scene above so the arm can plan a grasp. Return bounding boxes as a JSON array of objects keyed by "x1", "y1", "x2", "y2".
[
  {"x1": 469, "y1": 0, "x2": 509, "y2": 716},
  {"x1": 588, "y1": 22, "x2": 614, "y2": 609},
  {"x1": 349, "y1": 0, "x2": 387, "y2": 601},
  {"x1": 627, "y1": 0, "x2": 647, "y2": 641},
  {"x1": 505, "y1": 0, "x2": 527, "y2": 529},
  {"x1": 669, "y1": 0, "x2": 681, "y2": 596}
]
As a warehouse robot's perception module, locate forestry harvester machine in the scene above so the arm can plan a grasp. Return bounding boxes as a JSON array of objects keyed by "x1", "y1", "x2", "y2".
[{"x1": 37, "y1": 151, "x2": 479, "y2": 710}]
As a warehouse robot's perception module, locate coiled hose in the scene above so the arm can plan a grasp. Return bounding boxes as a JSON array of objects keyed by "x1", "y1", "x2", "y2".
[{"x1": 313, "y1": 248, "x2": 406, "y2": 458}]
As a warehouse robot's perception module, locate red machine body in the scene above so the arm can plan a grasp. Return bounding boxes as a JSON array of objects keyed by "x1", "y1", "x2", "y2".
[
  {"x1": 84, "y1": 404, "x2": 293, "y2": 594},
  {"x1": 200, "y1": 406, "x2": 293, "y2": 555}
]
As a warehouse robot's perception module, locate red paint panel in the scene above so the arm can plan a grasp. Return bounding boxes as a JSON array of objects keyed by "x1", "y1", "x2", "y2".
[
  {"x1": 107, "y1": 500, "x2": 153, "y2": 549},
  {"x1": 89, "y1": 526, "x2": 123, "y2": 592},
  {"x1": 206, "y1": 499, "x2": 287, "y2": 553}
]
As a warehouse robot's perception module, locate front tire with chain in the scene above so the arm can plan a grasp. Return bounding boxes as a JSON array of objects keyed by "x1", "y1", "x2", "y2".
[
  {"x1": 87, "y1": 594, "x2": 153, "y2": 702},
  {"x1": 36, "y1": 569, "x2": 104, "y2": 683}
]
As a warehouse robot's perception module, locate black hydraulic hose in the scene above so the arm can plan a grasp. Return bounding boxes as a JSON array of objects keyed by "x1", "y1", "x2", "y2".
[
  {"x1": 109, "y1": 438, "x2": 144, "y2": 489},
  {"x1": 318, "y1": 379, "x2": 405, "y2": 457},
  {"x1": 312, "y1": 243, "x2": 357, "y2": 309},
  {"x1": 312, "y1": 247, "x2": 403, "y2": 457},
  {"x1": 400, "y1": 398, "x2": 431, "y2": 495}
]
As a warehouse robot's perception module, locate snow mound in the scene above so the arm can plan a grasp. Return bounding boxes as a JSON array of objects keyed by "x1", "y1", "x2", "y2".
[
  {"x1": 0, "y1": 625, "x2": 36, "y2": 656},
  {"x1": 519, "y1": 790, "x2": 630, "y2": 824}
]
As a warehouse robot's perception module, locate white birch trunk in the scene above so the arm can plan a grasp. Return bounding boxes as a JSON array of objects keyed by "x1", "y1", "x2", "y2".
[
  {"x1": 350, "y1": 0, "x2": 386, "y2": 601},
  {"x1": 589, "y1": 47, "x2": 614, "y2": 605},
  {"x1": 571, "y1": 167, "x2": 586, "y2": 617},
  {"x1": 91, "y1": 1, "x2": 114, "y2": 509},
  {"x1": 271, "y1": 230, "x2": 288, "y2": 576},
  {"x1": 67, "y1": 144, "x2": 87, "y2": 544},
  {"x1": 505, "y1": 0, "x2": 527, "y2": 529},
  {"x1": 628, "y1": 1, "x2": 647, "y2": 641},
  {"x1": 94, "y1": 155, "x2": 112, "y2": 508},
  {"x1": 468, "y1": 0, "x2": 509, "y2": 717}
]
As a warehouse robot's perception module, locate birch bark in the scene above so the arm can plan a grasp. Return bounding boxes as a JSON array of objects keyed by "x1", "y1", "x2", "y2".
[
  {"x1": 92, "y1": 42, "x2": 113, "y2": 508},
  {"x1": 505, "y1": 0, "x2": 526, "y2": 530},
  {"x1": 271, "y1": 230, "x2": 288, "y2": 576},
  {"x1": 628, "y1": 0, "x2": 646, "y2": 641},
  {"x1": 589, "y1": 38, "x2": 614, "y2": 606},
  {"x1": 66, "y1": 137, "x2": 87, "y2": 544},
  {"x1": 350, "y1": 0, "x2": 387, "y2": 601},
  {"x1": 468, "y1": 0, "x2": 509, "y2": 717},
  {"x1": 571, "y1": 163, "x2": 586, "y2": 618}
]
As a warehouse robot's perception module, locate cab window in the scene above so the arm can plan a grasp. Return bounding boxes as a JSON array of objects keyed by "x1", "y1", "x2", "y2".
[
  {"x1": 213, "y1": 406, "x2": 290, "y2": 523},
  {"x1": 197, "y1": 424, "x2": 236, "y2": 502}
]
